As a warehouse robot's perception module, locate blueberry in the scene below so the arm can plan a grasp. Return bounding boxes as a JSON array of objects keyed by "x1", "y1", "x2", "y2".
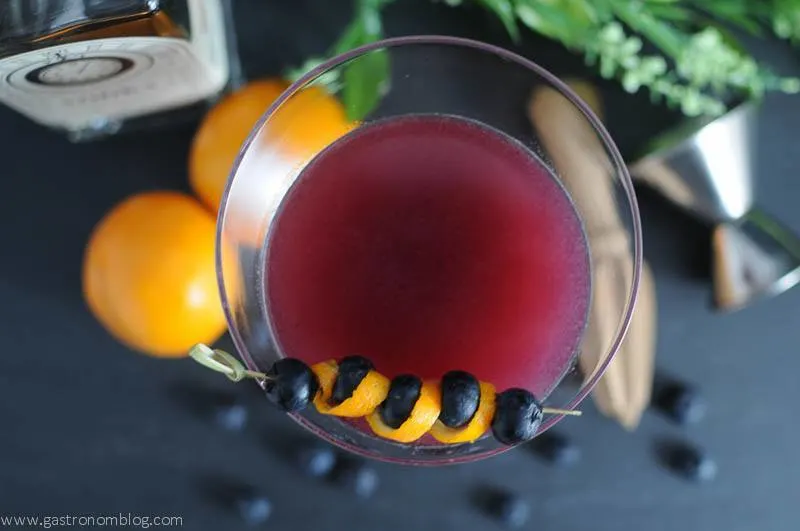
[
  {"x1": 263, "y1": 358, "x2": 319, "y2": 412},
  {"x1": 664, "y1": 442, "x2": 717, "y2": 482},
  {"x1": 654, "y1": 382, "x2": 706, "y2": 425},
  {"x1": 212, "y1": 401, "x2": 248, "y2": 432},
  {"x1": 531, "y1": 431, "x2": 580, "y2": 467},
  {"x1": 379, "y1": 375, "x2": 422, "y2": 428},
  {"x1": 491, "y1": 389, "x2": 543, "y2": 445},
  {"x1": 331, "y1": 356, "x2": 374, "y2": 405},
  {"x1": 337, "y1": 461, "x2": 379, "y2": 499},
  {"x1": 296, "y1": 444, "x2": 337, "y2": 478},
  {"x1": 439, "y1": 371, "x2": 481, "y2": 428},
  {"x1": 235, "y1": 494, "x2": 272, "y2": 525},
  {"x1": 488, "y1": 491, "x2": 530, "y2": 529}
]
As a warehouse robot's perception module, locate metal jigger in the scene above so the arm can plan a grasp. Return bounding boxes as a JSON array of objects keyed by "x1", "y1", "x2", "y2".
[{"x1": 630, "y1": 103, "x2": 800, "y2": 311}]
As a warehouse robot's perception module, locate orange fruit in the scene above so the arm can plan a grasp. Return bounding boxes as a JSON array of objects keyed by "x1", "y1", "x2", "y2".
[
  {"x1": 189, "y1": 79, "x2": 288, "y2": 212},
  {"x1": 189, "y1": 79, "x2": 355, "y2": 214},
  {"x1": 311, "y1": 360, "x2": 390, "y2": 417},
  {"x1": 430, "y1": 382, "x2": 496, "y2": 444},
  {"x1": 261, "y1": 85, "x2": 356, "y2": 164},
  {"x1": 83, "y1": 191, "x2": 226, "y2": 357},
  {"x1": 366, "y1": 381, "x2": 442, "y2": 443}
]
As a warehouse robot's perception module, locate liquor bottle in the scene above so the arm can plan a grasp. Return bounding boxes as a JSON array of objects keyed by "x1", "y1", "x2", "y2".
[{"x1": 0, "y1": 0, "x2": 240, "y2": 140}]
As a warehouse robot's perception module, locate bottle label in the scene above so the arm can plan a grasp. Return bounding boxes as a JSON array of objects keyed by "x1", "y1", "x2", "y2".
[{"x1": 0, "y1": 36, "x2": 227, "y2": 131}]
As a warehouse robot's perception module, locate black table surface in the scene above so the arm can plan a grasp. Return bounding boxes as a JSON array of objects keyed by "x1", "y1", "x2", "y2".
[{"x1": 3, "y1": 1, "x2": 800, "y2": 530}]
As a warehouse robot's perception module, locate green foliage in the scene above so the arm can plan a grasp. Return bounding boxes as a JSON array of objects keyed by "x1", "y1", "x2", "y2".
[
  {"x1": 476, "y1": 0, "x2": 521, "y2": 41},
  {"x1": 772, "y1": 0, "x2": 800, "y2": 43},
  {"x1": 287, "y1": 0, "x2": 390, "y2": 120},
  {"x1": 511, "y1": 0, "x2": 800, "y2": 116},
  {"x1": 294, "y1": 0, "x2": 800, "y2": 119},
  {"x1": 338, "y1": 0, "x2": 391, "y2": 120}
]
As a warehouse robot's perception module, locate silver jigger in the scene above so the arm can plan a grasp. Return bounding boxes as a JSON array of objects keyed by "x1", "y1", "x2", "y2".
[{"x1": 630, "y1": 103, "x2": 800, "y2": 311}]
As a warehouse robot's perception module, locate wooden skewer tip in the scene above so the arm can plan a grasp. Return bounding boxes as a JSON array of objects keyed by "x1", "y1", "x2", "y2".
[{"x1": 542, "y1": 408, "x2": 583, "y2": 416}]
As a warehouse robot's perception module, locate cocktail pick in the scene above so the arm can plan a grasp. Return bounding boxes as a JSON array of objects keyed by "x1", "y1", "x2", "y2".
[
  {"x1": 528, "y1": 81, "x2": 657, "y2": 430},
  {"x1": 189, "y1": 343, "x2": 270, "y2": 383},
  {"x1": 630, "y1": 103, "x2": 800, "y2": 311},
  {"x1": 189, "y1": 343, "x2": 581, "y2": 432},
  {"x1": 188, "y1": 344, "x2": 581, "y2": 416}
]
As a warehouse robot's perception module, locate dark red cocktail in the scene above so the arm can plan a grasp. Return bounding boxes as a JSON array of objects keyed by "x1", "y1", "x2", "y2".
[{"x1": 265, "y1": 114, "x2": 589, "y2": 398}]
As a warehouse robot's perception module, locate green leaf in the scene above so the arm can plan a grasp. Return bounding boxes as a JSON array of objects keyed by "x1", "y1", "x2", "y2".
[
  {"x1": 342, "y1": 46, "x2": 389, "y2": 121},
  {"x1": 284, "y1": 57, "x2": 343, "y2": 94},
  {"x1": 515, "y1": 0, "x2": 591, "y2": 45},
  {"x1": 646, "y1": 3, "x2": 692, "y2": 24},
  {"x1": 322, "y1": 0, "x2": 393, "y2": 121},
  {"x1": 331, "y1": 0, "x2": 393, "y2": 55},
  {"x1": 611, "y1": 2, "x2": 687, "y2": 57},
  {"x1": 368, "y1": 0, "x2": 395, "y2": 8},
  {"x1": 772, "y1": 0, "x2": 800, "y2": 42},
  {"x1": 590, "y1": 0, "x2": 614, "y2": 21},
  {"x1": 705, "y1": 22, "x2": 750, "y2": 55},
  {"x1": 336, "y1": 0, "x2": 391, "y2": 121},
  {"x1": 563, "y1": 0, "x2": 604, "y2": 25},
  {"x1": 476, "y1": 0, "x2": 520, "y2": 41},
  {"x1": 705, "y1": 11, "x2": 764, "y2": 35},
  {"x1": 332, "y1": 19, "x2": 368, "y2": 56},
  {"x1": 360, "y1": 2, "x2": 384, "y2": 38},
  {"x1": 687, "y1": 0, "x2": 766, "y2": 35}
]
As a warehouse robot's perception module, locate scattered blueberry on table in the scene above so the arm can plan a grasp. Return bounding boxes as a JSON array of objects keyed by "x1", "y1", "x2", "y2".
[
  {"x1": 212, "y1": 400, "x2": 248, "y2": 432},
  {"x1": 654, "y1": 380, "x2": 707, "y2": 425},
  {"x1": 485, "y1": 490, "x2": 530, "y2": 529},
  {"x1": 662, "y1": 441, "x2": 717, "y2": 482},
  {"x1": 235, "y1": 493, "x2": 272, "y2": 525},
  {"x1": 296, "y1": 443, "x2": 338, "y2": 478},
  {"x1": 530, "y1": 431, "x2": 581, "y2": 467},
  {"x1": 336, "y1": 460, "x2": 380, "y2": 499}
]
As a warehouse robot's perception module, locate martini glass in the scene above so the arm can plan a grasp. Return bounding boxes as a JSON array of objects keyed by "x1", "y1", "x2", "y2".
[{"x1": 216, "y1": 36, "x2": 641, "y2": 465}]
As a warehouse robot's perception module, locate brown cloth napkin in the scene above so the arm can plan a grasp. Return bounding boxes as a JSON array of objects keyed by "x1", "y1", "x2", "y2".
[{"x1": 527, "y1": 81, "x2": 657, "y2": 430}]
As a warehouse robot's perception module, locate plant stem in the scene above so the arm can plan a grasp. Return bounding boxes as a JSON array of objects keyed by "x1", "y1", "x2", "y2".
[{"x1": 608, "y1": 0, "x2": 686, "y2": 57}]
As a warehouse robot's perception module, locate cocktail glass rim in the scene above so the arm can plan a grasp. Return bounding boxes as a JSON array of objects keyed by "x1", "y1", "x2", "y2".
[{"x1": 216, "y1": 35, "x2": 642, "y2": 463}]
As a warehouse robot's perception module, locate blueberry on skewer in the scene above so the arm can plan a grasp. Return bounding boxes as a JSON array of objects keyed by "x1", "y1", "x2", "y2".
[
  {"x1": 379, "y1": 375, "x2": 423, "y2": 428},
  {"x1": 264, "y1": 358, "x2": 319, "y2": 412},
  {"x1": 439, "y1": 370, "x2": 481, "y2": 428},
  {"x1": 492, "y1": 389, "x2": 543, "y2": 445},
  {"x1": 330, "y1": 356, "x2": 374, "y2": 405},
  {"x1": 188, "y1": 344, "x2": 583, "y2": 446}
]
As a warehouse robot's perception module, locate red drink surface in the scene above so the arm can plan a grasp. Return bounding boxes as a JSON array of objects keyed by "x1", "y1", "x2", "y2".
[{"x1": 266, "y1": 115, "x2": 590, "y2": 396}]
